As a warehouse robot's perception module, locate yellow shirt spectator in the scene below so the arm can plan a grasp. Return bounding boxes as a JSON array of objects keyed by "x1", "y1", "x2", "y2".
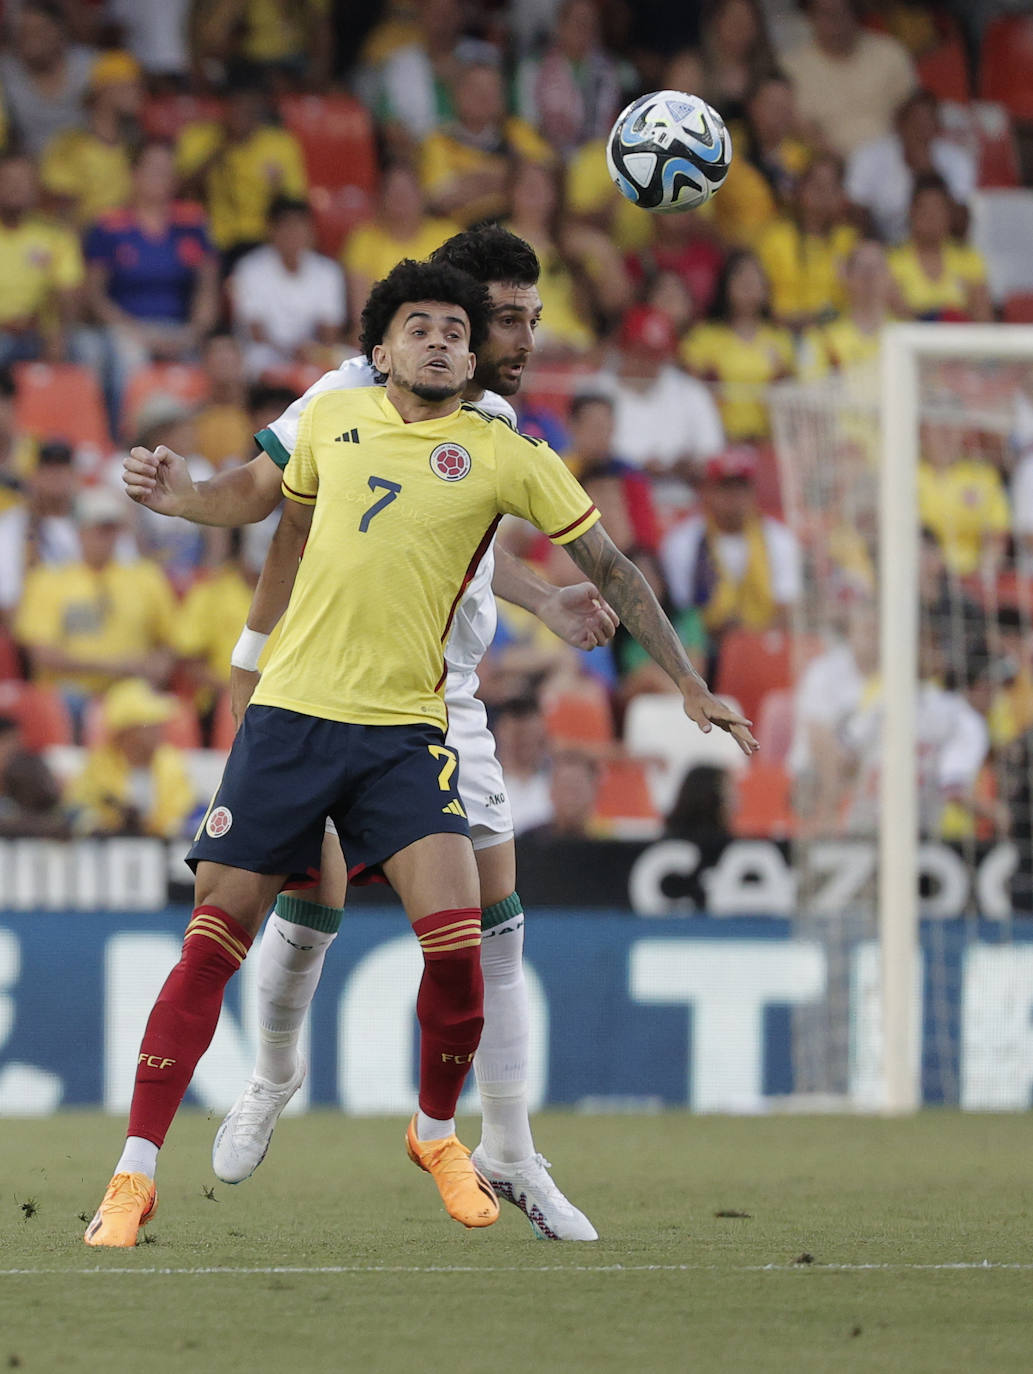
[
  {"x1": 66, "y1": 740, "x2": 195, "y2": 838},
  {"x1": 39, "y1": 130, "x2": 131, "y2": 226},
  {"x1": 174, "y1": 563, "x2": 279, "y2": 711},
  {"x1": 420, "y1": 118, "x2": 551, "y2": 226},
  {"x1": 237, "y1": 0, "x2": 330, "y2": 63},
  {"x1": 0, "y1": 213, "x2": 84, "y2": 325},
  {"x1": 888, "y1": 241, "x2": 988, "y2": 318},
  {"x1": 757, "y1": 219, "x2": 857, "y2": 324},
  {"x1": 342, "y1": 216, "x2": 459, "y2": 292},
  {"x1": 15, "y1": 558, "x2": 178, "y2": 696},
  {"x1": 918, "y1": 458, "x2": 1010, "y2": 576},
  {"x1": 681, "y1": 321, "x2": 795, "y2": 439},
  {"x1": 801, "y1": 316, "x2": 883, "y2": 378},
  {"x1": 176, "y1": 121, "x2": 307, "y2": 251},
  {"x1": 565, "y1": 138, "x2": 652, "y2": 252}
]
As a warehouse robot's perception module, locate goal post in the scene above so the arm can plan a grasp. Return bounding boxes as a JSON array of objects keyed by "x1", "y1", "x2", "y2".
[{"x1": 880, "y1": 324, "x2": 1033, "y2": 1114}]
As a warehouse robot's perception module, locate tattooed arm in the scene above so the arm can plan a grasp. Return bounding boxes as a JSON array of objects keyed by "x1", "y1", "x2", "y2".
[{"x1": 565, "y1": 523, "x2": 758, "y2": 755}]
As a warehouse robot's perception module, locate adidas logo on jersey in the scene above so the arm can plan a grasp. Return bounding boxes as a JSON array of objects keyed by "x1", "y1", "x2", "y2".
[
  {"x1": 335, "y1": 429, "x2": 360, "y2": 443},
  {"x1": 442, "y1": 799, "x2": 467, "y2": 817}
]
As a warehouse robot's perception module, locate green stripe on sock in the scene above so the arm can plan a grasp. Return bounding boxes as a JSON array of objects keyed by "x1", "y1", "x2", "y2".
[
  {"x1": 481, "y1": 891, "x2": 523, "y2": 932},
  {"x1": 275, "y1": 892, "x2": 343, "y2": 934}
]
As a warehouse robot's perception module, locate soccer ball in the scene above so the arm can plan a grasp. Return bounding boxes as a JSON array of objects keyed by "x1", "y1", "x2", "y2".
[{"x1": 605, "y1": 90, "x2": 732, "y2": 213}]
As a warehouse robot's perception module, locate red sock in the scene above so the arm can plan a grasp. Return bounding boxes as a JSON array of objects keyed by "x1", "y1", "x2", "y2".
[
  {"x1": 127, "y1": 906, "x2": 252, "y2": 1147},
  {"x1": 413, "y1": 908, "x2": 483, "y2": 1121}
]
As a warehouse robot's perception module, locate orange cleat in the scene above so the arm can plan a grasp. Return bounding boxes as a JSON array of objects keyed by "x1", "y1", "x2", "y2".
[
  {"x1": 405, "y1": 1116, "x2": 500, "y2": 1229},
  {"x1": 84, "y1": 1172, "x2": 157, "y2": 1247}
]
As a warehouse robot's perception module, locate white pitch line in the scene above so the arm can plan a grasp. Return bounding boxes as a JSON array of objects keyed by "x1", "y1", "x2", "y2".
[{"x1": 1, "y1": 1261, "x2": 1031, "y2": 1277}]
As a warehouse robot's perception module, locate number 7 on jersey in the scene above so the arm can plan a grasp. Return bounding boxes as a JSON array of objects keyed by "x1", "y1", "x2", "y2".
[{"x1": 359, "y1": 476, "x2": 402, "y2": 533}]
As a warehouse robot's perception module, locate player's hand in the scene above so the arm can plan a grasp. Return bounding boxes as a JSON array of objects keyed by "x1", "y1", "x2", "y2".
[
  {"x1": 122, "y1": 445, "x2": 196, "y2": 517},
  {"x1": 681, "y1": 680, "x2": 759, "y2": 757},
  {"x1": 230, "y1": 666, "x2": 261, "y2": 730},
  {"x1": 541, "y1": 582, "x2": 620, "y2": 650}
]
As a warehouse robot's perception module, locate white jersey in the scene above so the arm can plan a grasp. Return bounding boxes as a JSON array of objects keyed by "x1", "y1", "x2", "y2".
[{"x1": 256, "y1": 354, "x2": 516, "y2": 682}]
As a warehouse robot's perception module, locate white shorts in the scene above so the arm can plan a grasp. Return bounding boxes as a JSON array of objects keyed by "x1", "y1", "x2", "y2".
[
  {"x1": 323, "y1": 672, "x2": 513, "y2": 852},
  {"x1": 445, "y1": 671, "x2": 513, "y2": 849}
]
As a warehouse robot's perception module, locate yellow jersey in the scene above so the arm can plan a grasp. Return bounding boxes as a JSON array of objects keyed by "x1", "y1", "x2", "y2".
[
  {"x1": 39, "y1": 129, "x2": 132, "y2": 226},
  {"x1": 0, "y1": 214, "x2": 84, "y2": 324},
  {"x1": 176, "y1": 122, "x2": 308, "y2": 250},
  {"x1": 888, "y1": 241, "x2": 987, "y2": 317},
  {"x1": 800, "y1": 315, "x2": 883, "y2": 378},
  {"x1": 342, "y1": 216, "x2": 461, "y2": 289},
  {"x1": 917, "y1": 458, "x2": 1010, "y2": 576},
  {"x1": 253, "y1": 387, "x2": 600, "y2": 732},
  {"x1": 757, "y1": 218, "x2": 857, "y2": 322},
  {"x1": 681, "y1": 321, "x2": 796, "y2": 439}
]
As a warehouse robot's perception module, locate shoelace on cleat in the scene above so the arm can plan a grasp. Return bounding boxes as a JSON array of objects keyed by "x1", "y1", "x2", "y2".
[
  {"x1": 231, "y1": 1080, "x2": 292, "y2": 1135},
  {"x1": 506, "y1": 1155, "x2": 577, "y2": 1216},
  {"x1": 99, "y1": 1179, "x2": 152, "y2": 1216}
]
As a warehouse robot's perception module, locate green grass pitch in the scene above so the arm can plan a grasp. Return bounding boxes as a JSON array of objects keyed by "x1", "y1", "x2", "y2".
[{"x1": 2, "y1": 1110, "x2": 1032, "y2": 1374}]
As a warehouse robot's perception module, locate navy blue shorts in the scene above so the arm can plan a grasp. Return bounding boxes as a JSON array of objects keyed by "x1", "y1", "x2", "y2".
[{"x1": 187, "y1": 706, "x2": 470, "y2": 884}]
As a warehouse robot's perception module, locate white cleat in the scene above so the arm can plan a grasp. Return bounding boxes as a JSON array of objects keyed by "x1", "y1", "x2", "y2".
[
  {"x1": 470, "y1": 1146, "x2": 599, "y2": 1241},
  {"x1": 212, "y1": 1063, "x2": 306, "y2": 1184}
]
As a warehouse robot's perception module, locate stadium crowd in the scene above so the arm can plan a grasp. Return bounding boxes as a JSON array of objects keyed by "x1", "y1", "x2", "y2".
[{"x1": 1, "y1": 0, "x2": 1032, "y2": 857}]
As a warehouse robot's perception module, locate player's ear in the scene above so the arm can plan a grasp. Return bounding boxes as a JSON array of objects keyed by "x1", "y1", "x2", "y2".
[
  {"x1": 465, "y1": 350, "x2": 476, "y2": 381},
  {"x1": 371, "y1": 341, "x2": 390, "y2": 376}
]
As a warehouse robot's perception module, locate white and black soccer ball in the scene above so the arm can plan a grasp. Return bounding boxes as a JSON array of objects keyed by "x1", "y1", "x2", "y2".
[{"x1": 605, "y1": 90, "x2": 732, "y2": 213}]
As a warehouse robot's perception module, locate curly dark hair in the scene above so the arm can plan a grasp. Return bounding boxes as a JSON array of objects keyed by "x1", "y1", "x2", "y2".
[
  {"x1": 359, "y1": 259, "x2": 492, "y2": 365},
  {"x1": 430, "y1": 224, "x2": 540, "y2": 287}
]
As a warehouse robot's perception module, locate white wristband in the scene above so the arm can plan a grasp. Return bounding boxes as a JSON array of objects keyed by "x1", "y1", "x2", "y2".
[{"x1": 230, "y1": 626, "x2": 269, "y2": 671}]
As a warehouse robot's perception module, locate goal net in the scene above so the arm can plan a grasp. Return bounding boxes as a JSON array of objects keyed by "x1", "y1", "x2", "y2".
[{"x1": 768, "y1": 324, "x2": 1033, "y2": 1112}]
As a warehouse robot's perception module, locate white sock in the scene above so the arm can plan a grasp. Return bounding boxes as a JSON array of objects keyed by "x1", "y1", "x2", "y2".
[
  {"x1": 115, "y1": 1136, "x2": 158, "y2": 1179},
  {"x1": 254, "y1": 912, "x2": 337, "y2": 1084},
  {"x1": 417, "y1": 1111, "x2": 455, "y2": 1141},
  {"x1": 474, "y1": 917, "x2": 534, "y2": 1163}
]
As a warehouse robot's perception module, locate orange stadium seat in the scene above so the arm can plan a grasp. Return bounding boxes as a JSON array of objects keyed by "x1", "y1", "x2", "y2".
[
  {"x1": 1002, "y1": 292, "x2": 1033, "y2": 324},
  {"x1": 0, "y1": 628, "x2": 22, "y2": 682},
  {"x1": 593, "y1": 756, "x2": 659, "y2": 829},
  {"x1": 713, "y1": 628, "x2": 793, "y2": 729},
  {"x1": 916, "y1": 33, "x2": 971, "y2": 104},
  {"x1": 0, "y1": 681, "x2": 73, "y2": 749},
  {"x1": 258, "y1": 361, "x2": 325, "y2": 394},
  {"x1": 211, "y1": 689, "x2": 238, "y2": 753},
  {"x1": 980, "y1": 16, "x2": 1033, "y2": 122},
  {"x1": 121, "y1": 363, "x2": 210, "y2": 440},
  {"x1": 542, "y1": 682, "x2": 614, "y2": 746},
  {"x1": 732, "y1": 760, "x2": 794, "y2": 839},
  {"x1": 13, "y1": 363, "x2": 111, "y2": 453},
  {"x1": 277, "y1": 93, "x2": 378, "y2": 193},
  {"x1": 751, "y1": 442, "x2": 784, "y2": 518}
]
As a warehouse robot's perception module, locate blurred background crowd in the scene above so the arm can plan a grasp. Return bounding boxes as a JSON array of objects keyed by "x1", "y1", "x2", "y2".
[{"x1": 1, "y1": 0, "x2": 1032, "y2": 866}]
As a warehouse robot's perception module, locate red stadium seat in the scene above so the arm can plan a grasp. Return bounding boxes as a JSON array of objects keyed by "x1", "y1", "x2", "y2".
[
  {"x1": 13, "y1": 363, "x2": 111, "y2": 454},
  {"x1": 754, "y1": 687, "x2": 794, "y2": 764},
  {"x1": 732, "y1": 760, "x2": 794, "y2": 838},
  {"x1": 713, "y1": 628, "x2": 793, "y2": 729},
  {"x1": 309, "y1": 183, "x2": 374, "y2": 257},
  {"x1": 980, "y1": 16, "x2": 1033, "y2": 122},
  {"x1": 142, "y1": 93, "x2": 224, "y2": 141},
  {"x1": 751, "y1": 442, "x2": 784, "y2": 518},
  {"x1": 593, "y1": 756, "x2": 659, "y2": 828},
  {"x1": 0, "y1": 628, "x2": 22, "y2": 682},
  {"x1": 277, "y1": 94, "x2": 378, "y2": 193},
  {"x1": 121, "y1": 363, "x2": 210, "y2": 441},
  {"x1": 258, "y1": 361, "x2": 325, "y2": 394},
  {"x1": 0, "y1": 681, "x2": 73, "y2": 748},
  {"x1": 917, "y1": 33, "x2": 971, "y2": 104},
  {"x1": 1002, "y1": 292, "x2": 1033, "y2": 324}
]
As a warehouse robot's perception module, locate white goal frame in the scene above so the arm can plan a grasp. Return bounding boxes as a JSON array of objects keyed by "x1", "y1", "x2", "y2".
[{"x1": 879, "y1": 323, "x2": 1033, "y2": 1113}]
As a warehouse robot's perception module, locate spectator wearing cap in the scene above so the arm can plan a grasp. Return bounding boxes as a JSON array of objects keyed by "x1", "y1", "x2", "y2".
[
  {"x1": 14, "y1": 486, "x2": 177, "y2": 738},
  {"x1": 229, "y1": 197, "x2": 347, "y2": 380},
  {"x1": 64, "y1": 677, "x2": 195, "y2": 837},
  {"x1": 0, "y1": 712, "x2": 69, "y2": 838},
  {"x1": 38, "y1": 51, "x2": 143, "y2": 228},
  {"x1": 846, "y1": 89, "x2": 976, "y2": 246},
  {"x1": 607, "y1": 304, "x2": 725, "y2": 493},
  {"x1": 0, "y1": 1, "x2": 96, "y2": 159},
  {"x1": 757, "y1": 152, "x2": 857, "y2": 329},
  {"x1": 515, "y1": 0, "x2": 622, "y2": 159},
  {"x1": 0, "y1": 153, "x2": 85, "y2": 368},
  {"x1": 783, "y1": 0, "x2": 916, "y2": 159},
  {"x1": 78, "y1": 140, "x2": 219, "y2": 432},
  {"x1": 660, "y1": 448, "x2": 802, "y2": 648},
  {"x1": 0, "y1": 440, "x2": 80, "y2": 625},
  {"x1": 175, "y1": 86, "x2": 307, "y2": 265},
  {"x1": 420, "y1": 60, "x2": 552, "y2": 227},
  {"x1": 681, "y1": 249, "x2": 795, "y2": 442}
]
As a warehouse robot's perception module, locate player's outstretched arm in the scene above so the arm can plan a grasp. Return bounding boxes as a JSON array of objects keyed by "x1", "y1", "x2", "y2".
[
  {"x1": 492, "y1": 545, "x2": 619, "y2": 650},
  {"x1": 565, "y1": 523, "x2": 758, "y2": 756},
  {"x1": 122, "y1": 446, "x2": 284, "y2": 526},
  {"x1": 228, "y1": 496, "x2": 314, "y2": 725}
]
